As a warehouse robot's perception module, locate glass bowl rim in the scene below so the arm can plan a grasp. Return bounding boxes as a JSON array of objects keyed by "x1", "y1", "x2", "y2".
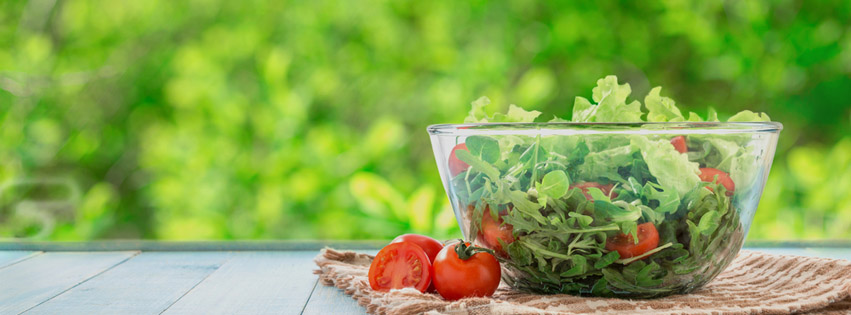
[{"x1": 427, "y1": 121, "x2": 783, "y2": 136}]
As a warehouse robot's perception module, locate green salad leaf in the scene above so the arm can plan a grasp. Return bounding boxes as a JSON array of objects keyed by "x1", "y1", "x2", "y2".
[
  {"x1": 644, "y1": 87, "x2": 684, "y2": 122},
  {"x1": 464, "y1": 96, "x2": 542, "y2": 123},
  {"x1": 728, "y1": 110, "x2": 770, "y2": 122},
  {"x1": 573, "y1": 76, "x2": 644, "y2": 122},
  {"x1": 451, "y1": 75, "x2": 767, "y2": 298},
  {"x1": 536, "y1": 170, "x2": 570, "y2": 206},
  {"x1": 466, "y1": 136, "x2": 501, "y2": 164},
  {"x1": 631, "y1": 136, "x2": 701, "y2": 198}
]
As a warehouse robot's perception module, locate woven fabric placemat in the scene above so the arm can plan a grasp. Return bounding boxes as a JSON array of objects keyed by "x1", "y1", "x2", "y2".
[{"x1": 314, "y1": 248, "x2": 851, "y2": 315}]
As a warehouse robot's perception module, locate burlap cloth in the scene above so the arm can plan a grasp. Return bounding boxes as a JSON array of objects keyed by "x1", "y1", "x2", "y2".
[{"x1": 313, "y1": 248, "x2": 851, "y2": 314}]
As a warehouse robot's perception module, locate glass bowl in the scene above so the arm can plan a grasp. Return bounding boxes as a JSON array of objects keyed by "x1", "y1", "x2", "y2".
[{"x1": 427, "y1": 122, "x2": 781, "y2": 298}]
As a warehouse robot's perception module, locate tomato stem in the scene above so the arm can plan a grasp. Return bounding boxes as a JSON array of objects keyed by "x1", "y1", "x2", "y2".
[{"x1": 454, "y1": 240, "x2": 495, "y2": 260}]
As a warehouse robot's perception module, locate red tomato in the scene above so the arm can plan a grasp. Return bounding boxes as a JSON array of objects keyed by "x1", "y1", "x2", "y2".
[
  {"x1": 699, "y1": 167, "x2": 735, "y2": 195},
  {"x1": 476, "y1": 206, "x2": 515, "y2": 257},
  {"x1": 571, "y1": 182, "x2": 619, "y2": 200},
  {"x1": 605, "y1": 222, "x2": 660, "y2": 259},
  {"x1": 671, "y1": 136, "x2": 687, "y2": 153},
  {"x1": 448, "y1": 143, "x2": 470, "y2": 176},
  {"x1": 368, "y1": 242, "x2": 433, "y2": 293},
  {"x1": 391, "y1": 234, "x2": 443, "y2": 263},
  {"x1": 433, "y1": 242, "x2": 501, "y2": 300}
]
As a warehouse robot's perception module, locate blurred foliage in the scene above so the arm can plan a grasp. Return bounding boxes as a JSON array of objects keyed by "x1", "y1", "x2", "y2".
[{"x1": 0, "y1": 0, "x2": 849, "y2": 240}]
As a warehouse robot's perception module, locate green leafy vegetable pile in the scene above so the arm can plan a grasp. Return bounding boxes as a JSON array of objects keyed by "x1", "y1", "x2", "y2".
[{"x1": 451, "y1": 75, "x2": 768, "y2": 298}]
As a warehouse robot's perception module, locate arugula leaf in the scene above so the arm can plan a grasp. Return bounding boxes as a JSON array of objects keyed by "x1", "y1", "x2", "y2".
[
  {"x1": 698, "y1": 210, "x2": 720, "y2": 236},
  {"x1": 568, "y1": 212, "x2": 593, "y2": 227},
  {"x1": 591, "y1": 278, "x2": 610, "y2": 296},
  {"x1": 594, "y1": 200, "x2": 641, "y2": 223},
  {"x1": 466, "y1": 136, "x2": 501, "y2": 164},
  {"x1": 560, "y1": 255, "x2": 589, "y2": 277},
  {"x1": 536, "y1": 170, "x2": 570, "y2": 205},
  {"x1": 620, "y1": 220, "x2": 639, "y2": 243},
  {"x1": 507, "y1": 190, "x2": 547, "y2": 224},
  {"x1": 507, "y1": 241, "x2": 534, "y2": 266},
  {"x1": 586, "y1": 188, "x2": 614, "y2": 203},
  {"x1": 454, "y1": 149, "x2": 501, "y2": 180},
  {"x1": 642, "y1": 182, "x2": 679, "y2": 214},
  {"x1": 501, "y1": 208, "x2": 543, "y2": 234},
  {"x1": 594, "y1": 251, "x2": 620, "y2": 269}
]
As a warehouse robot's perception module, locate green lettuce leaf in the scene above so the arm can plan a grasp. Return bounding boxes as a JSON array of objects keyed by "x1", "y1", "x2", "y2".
[
  {"x1": 642, "y1": 182, "x2": 680, "y2": 214},
  {"x1": 730, "y1": 146, "x2": 759, "y2": 194},
  {"x1": 706, "y1": 108, "x2": 719, "y2": 121},
  {"x1": 495, "y1": 104, "x2": 543, "y2": 122},
  {"x1": 577, "y1": 145, "x2": 636, "y2": 183},
  {"x1": 686, "y1": 112, "x2": 703, "y2": 122},
  {"x1": 464, "y1": 96, "x2": 492, "y2": 123},
  {"x1": 644, "y1": 87, "x2": 684, "y2": 122},
  {"x1": 464, "y1": 96, "x2": 542, "y2": 123},
  {"x1": 572, "y1": 76, "x2": 643, "y2": 122},
  {"x1": 728, "y1": 110, "x2": 770, "y2": 122},
  {"x1": 631, "y1": 136, "x2": 701, "y2": 198},
  {"x1": 571, "y1": 96, "x2": 596, "y2": 122},
  {"x1": 705, "y1": 138, "x2": 740, "y2": 171}
]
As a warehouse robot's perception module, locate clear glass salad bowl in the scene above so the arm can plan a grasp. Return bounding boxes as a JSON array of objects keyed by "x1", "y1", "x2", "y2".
[{"x1": 428, "y1": 122, "x2": 781, "y2": 298}]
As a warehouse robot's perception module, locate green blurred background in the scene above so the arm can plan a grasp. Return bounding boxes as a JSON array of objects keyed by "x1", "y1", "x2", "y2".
[{"x1": 1, "y1": 0, "x2": 849, "y2": 241}]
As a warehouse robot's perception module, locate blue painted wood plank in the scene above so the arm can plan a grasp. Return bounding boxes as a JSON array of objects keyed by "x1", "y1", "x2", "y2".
[
  {"x1": 25, "y1": 252, "x2": 230, "y2": 315},
  {"x1": 0, "y1": 240, "x2": 388, "y2": 251},
  {"x1": 162, "y1": 251, "x2": 318, "y2": 315},
  {"x1": 302, "y1": 282, "x2": 367, "y2": 315},
  {"x1": 0, "y1": 251, "x2": 137, "y2": 314},
  {"x1": 302, "y1": 249, "x2": 376, "y2": 315},
  {"x1": 0, "y1": 251, "x2": 41, "y2": 269}
]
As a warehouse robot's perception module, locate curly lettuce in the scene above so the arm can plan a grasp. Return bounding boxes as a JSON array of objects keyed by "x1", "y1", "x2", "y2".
[
  {"x1": 466, "y1": 75, "x2": 770, "y2": 123},
  {"x1": 464, "y1": 96, "x2": 542, "y2": 123}
]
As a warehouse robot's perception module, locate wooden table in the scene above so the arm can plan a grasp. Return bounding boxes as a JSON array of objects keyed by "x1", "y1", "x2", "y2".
[{"x1": 1, "y1": 241, "x2": 850, "y2": 315}]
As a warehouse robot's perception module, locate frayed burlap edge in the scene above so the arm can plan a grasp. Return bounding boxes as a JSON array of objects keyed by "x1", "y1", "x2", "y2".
[{"x1": 314, "y1": 248, "x2": 851, "y2": 315}]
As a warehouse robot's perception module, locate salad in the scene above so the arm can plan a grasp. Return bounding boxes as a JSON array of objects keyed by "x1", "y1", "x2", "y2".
[{"x1": 442, "y1": 76, "x2": 775, "y2": 298}]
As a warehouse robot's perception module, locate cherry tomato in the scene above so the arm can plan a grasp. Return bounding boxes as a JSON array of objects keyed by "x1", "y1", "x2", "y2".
[
  {"x1": 476, "y1": 206, "x2": 514, "y2": 257},
  {"x1": 391, "y1": 234, "x2": 443, "y2": 263},
  {"x1": 571, "y1": 182, "x2": 619, "y2": 200},
  {"x1": 699, "y1": 167, "x2": 735, "y2": 195},
  {"x1": 448, "y1": 143, "x2": 470, "y2": 176},
  {"x1": 605, "y1": 222, "x2": 660, "y2": 259},
  {"x1": 671, "y1": 136, "x2": 687, "y2": 153},
  {"x1": 433, "y1": 242, "x2": 501, "y2": 300},
  {"x1": 368, "y1": 242, "x2": 433, "y2": 293}
]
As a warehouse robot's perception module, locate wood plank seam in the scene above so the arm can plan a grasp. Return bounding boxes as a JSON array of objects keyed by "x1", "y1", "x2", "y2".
[
  {"x1": 0, "y1": 252, "x2": 43, "y2": 270},
  {"x1": 158, "y1": 251, "x2": 320, "y2": 314},
  {"x1": 299, "y1": 278, "x2": 320, "y2": 315},
  {"x1": 17, "y1": 251, "x2": 141, "y2": 315},
  {"x1": 157, "y1": 253, "x2": 234, "y2": 315}
]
